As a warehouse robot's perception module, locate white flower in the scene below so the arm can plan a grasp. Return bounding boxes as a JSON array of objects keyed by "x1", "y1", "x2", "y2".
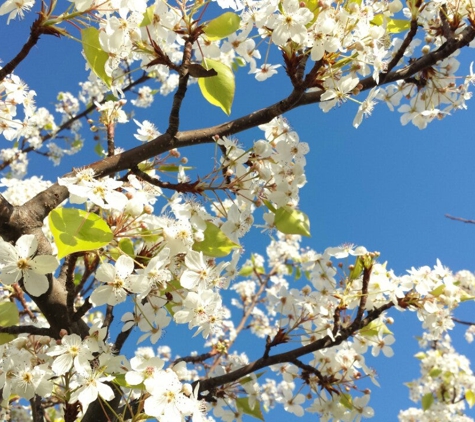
[
  {"x1": 251, "y1": 64, "x2": 281, "y2": 81},
  {"x1": 72, "y1": 371, "x2": 115, "y2": 408},
  {"x1": 133, "y1": 119, "x2": 161, "y2": 142},
  {"x1": 0, "y1": 0, "x2": 35, "y2": 24},
  {"x1": 47, "y1": 334, "x2": 94, "y2": 376},
  {"x1": 144, "y1": 370, "x2": 193, "y2": 420},
  {"x1": 371, "y1": 334, "x2": 395, "y2": 357},
  {"x1": 90, "y1": 255, "x2": 147, "y2": 306},
  {"x1": 320, "y1": 75, "x2": 360, "y2": 112},
  {"x1": 270, "y1": 0, "x2": 313, "y2": 46},
  {"x1": 0, "y1": 234, "x2": 58, "y2": 296}
]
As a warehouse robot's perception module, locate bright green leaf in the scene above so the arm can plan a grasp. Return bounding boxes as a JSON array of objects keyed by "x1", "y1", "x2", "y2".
[
  {"x1": 372, "y1": 14, "x2": 411, "y2": 33},
  {"x1": 49, "y1": 207, "x2": 114, "y2": 259},
  {"x1": 192, "y1": 221, "x2": 240, "y2": 258},
  {"x1": 239, "y1": 372, "x2": 265, "y2": 385},
  {"x1": 140, "y1": 4, "x2": 155, "y2": 27},
  {"x1": 81, "y1": 27, "x2": 112, "y2": 87},
  {"x1": 349, "y1": 256, "x2": 364, "y2": 280},
  {"x1": 358, "y1": 320, "x2": 393, "y2": 338},
  {"x1": 158, "y1": 165, "x2": 193, "y2": 172},
  {"x1": 340, "y1": 393, "x2": 353, "y2": 410},
  {"x1": 113, "y1": 373, "x2": 145, "y2": 390},
  {"x1": 274, "y1": 206, "x2": 311, "y2": 237},
  {"x1": 430, "y1": 284, "x2": 445, "y2": 296},
  {"x1": 466, "y1": 390, "x2": 475, "y2": 408},
  {"x1": 239, "y1": 266, "x2": 254, "y2": 276},
  {"x1": 198, "y1": 59, "x2": 235, "y2": 115},
  {"x1": 236, "y1": 397, "x2": 264, "y2": 421},
  {"x1": 429, "y1": 368, "x2": 442, "y2": 378},
  {"x1": 94, "y1": 142, "x2": 105, "y2": 157},
  {"x1": 203, "y1": 12, "x2": 241, "y2": 41},
  {"x1": 422, "y1": 393, "x2": 434, "y2": 411},
  {"x1": 0, "y1": 301, "x2": 19, "y2": 345},
  {"x1": 119, "y1": 238, "x2": 135, "y2": 258},
  {"x1": 414, "y1": 352, "x2": 426, "y2": 360}
]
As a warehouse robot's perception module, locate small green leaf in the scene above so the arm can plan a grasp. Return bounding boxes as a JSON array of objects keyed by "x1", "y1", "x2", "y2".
[
  {"x1": 140, "y1": 4, "x2": 155, "y2": 27},
  {"x1": 113, "y1": 373, "x2": 145, "y2": 390},
  {"x1": 422, "y1": 393, "x2": 434, "y2": 410},
  {"x1": 429, "y1": 368, "x2": 442, "y2": 378},
  {"x1": 198, "y1": 59, "x2": 235, "y2": 115},
  {"x1": 274, "y1": 207, "x2": 311, "y2": 237},
  {"x1": 119, "y1": 238, "x2": 135, "y2": 258},
  {"x1": 239, "y1": 372, "x2": 265, "y2": 385},
  {"x1": 236, "y1": 397, "x2": 264, "y2": 421},
  {"x1": 466, "y1": 390, "x2": 475, "y2": 408},
  {"x1": 414, "y1": 352, "x2": 426, "y2": 360},
  {"x1": 358, "y1": 320, "x2": 393, "y2": 338},
  {"x1": 49, "y1": 207, "x2": 114, "y2": 259},
  {"x1": 81, "y1": 27, "x2": 112, "y2": 87},
  {"x1": 94, "y1": 142, "x2": 105, "y2": 157},
  {"x1": 430, "y1": 285, "x2": 445, "y2": 296},
  {"x1": 340, "y1": 393, "x2": 353, "y2": 410},
  {"x1": 158, "y1": 165, "x2": 193, "y2": 172},
  {"x1": 192, "y1": 222, "x2": 240, "y2": 258},
  {"x1": 239, "y1": 266, "x2": 254, "y2": 276},
  {"x1": 0, "y1": 301, "x2": 19, "y2": 327},
  {"x1": 0, "y1": 301, "x2": 19, "y2": 345},
  {"x1": 349, "y1": 256, "x2": 364, "y2": 280},
  {"x1": 203, "y1": 12, "x2": 241, "y2": 41},
  {"x1": 372, "y1": 15, "x2": 411, "y2": 33}
]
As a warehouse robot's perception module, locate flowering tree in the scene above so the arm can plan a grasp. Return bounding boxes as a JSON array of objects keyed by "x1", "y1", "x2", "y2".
[{"x1": 1, "y1": 0, "x2": 475, "y2": 421}]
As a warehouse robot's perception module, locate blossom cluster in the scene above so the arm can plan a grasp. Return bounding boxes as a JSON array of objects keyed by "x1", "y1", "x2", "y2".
[{"x1": 1, "y1": 0, "x2": 475, "y2": 421}]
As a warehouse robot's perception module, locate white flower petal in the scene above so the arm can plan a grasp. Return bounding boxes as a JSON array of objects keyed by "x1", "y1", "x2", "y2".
[
  {"x1": 23, "y1": 272, "x2": 49, "y2": 296},
  {"x1": 16, "y1": 234, "x2": 37, "y2": 258},
  {"x1": 31, "y1": 255, "x2": 59, "y2": 274}
]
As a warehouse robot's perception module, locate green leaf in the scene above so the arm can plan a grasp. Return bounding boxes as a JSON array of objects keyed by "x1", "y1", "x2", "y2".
[
  {"x1": 192, "y1": 222, "x2": 240, "y2": 258},
  {"x1": 113, "y1": 373, "x2": 145, "y2": 390},
  {"x1": 340, "y1": 393, "x2": 353, "y2": 410},
  {"x1": 372, "y1": 15, "x2": 411, "y2": 33},
  {"x1": 119, "y1": 238, "x2": 135, "y2": 258},
  {"x1": 0, "y1": 301, "x2": 19, "y2": 345},
  {"x1": 140, "y1": 4, "x2": 155, "y2": 27},
  {"x1": 239, "y1": 266, "x2": 254, "y2": 276},
  {"x1": 81, "y1": 27, "x2": 112, "y2": 87},
  {"x1": 203, "y1": 12, "x2": 241, "y2": 41},
  {"x1": 198, "y1": 59, "x2": 235, "y2": 115},
  {"x1": 422, "y1": 393, "x2": 434, "y2": 411},
  {"x1": 239, "y1": 372, "x2": 265, "y2": 385},
  {"x1": 429, "y1": 368, "x2": 442, "y2": 378},
  {"x1": 414, "y1": 352, "x2": 426, "y2": 360},
  {"x1": 49, "y1": 207, "x2": 114, "y2": 259},
  {"x1": 358, "y1": 320, "x2": 393, "y2": 338},
  {"x1": 94, "y1": 142, "x2": 105, "y2": 157},
  {"x1": 158, "y1": 165, "x2": 193, "y2": 172},
  {"x1": 236, "y1": 397, "x2": 264, "y2": 421},
  {"x1": 349, "y1": 256, "x2": 364, "y2": 280},
  {"x1": 274, "y1": 206, "x2": 311, "y2": 237},
  {"x1": 466, "y1": 390, "x2": 475, "y2": 408}
]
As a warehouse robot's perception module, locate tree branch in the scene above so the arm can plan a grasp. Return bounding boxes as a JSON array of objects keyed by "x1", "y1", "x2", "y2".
[
  {"x1": 0, "y1": 325, "x2": 53, "y2": 336},
  {"x1": 195, "y1": 301, "x2": 393, "y2": 397}
]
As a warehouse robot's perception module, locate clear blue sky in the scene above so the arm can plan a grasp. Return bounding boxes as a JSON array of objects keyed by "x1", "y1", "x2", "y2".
[{"x1": 2, "y1": 8, "x2": 475, "y2": 421}]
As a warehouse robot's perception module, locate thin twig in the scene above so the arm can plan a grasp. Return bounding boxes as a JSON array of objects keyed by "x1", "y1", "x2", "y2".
[{"x1": 445, "y1": 214, "x2": 475, "y2": 224}]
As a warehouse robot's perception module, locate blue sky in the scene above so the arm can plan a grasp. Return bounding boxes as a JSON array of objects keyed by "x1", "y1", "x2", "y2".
[{"x1": 2, "y1": 7, "x2": 475, "y2": 421}]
